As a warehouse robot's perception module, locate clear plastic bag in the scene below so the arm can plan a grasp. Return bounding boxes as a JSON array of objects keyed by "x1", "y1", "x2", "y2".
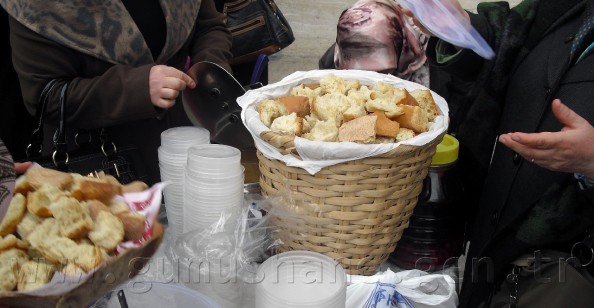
[
  {"x1": 163, "y1": 193, "x2": 281, "y2": 308},
  {"x1": 398, "y1": 0, "x2": 495, "y2": 59}
]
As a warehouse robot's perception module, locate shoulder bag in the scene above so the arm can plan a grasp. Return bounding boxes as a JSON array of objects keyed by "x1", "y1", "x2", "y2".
[
  {"x1": 219, "y1": 0, "x2": 295, "y2": 64},
  {"x1": 25, "y1": 80, "x2": 149, "y2": 185}
]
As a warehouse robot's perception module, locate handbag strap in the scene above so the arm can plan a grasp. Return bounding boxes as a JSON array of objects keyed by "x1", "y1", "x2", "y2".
[
  {"x1": 26, "y1": 79, "x2": 61, "y2": 158},
  {"x1": 51, "y1": 82, "x2": 71, "y2": 169}
]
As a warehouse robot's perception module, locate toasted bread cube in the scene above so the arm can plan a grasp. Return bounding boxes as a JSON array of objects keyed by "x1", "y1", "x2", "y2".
[
  {"x1": 0, "y1": 193, "x2": 27, "y2": 236},
  {"x1": 88, "y1": 211, "x2": 124, "y2": 252},
  {"x1": 50, "y1": 197, "x2": 94, "y2": 239}
]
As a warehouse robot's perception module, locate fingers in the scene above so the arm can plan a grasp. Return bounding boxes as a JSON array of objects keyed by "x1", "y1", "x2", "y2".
[
  {"x1": 551, "y1": 99, "x2": 588, "y2": 128},
  {"x1": 498, "y1": 132, "x2": 558, "y2": 164},
  {"x1": 179, "y1": 72, "x2": 196, "y2": 89},
  {"x1": 149, "y1": 65, "x2": 196, "y2": 109},
  {"x1": 15, "y1": 162, "x2": 32, "y2": 174}
]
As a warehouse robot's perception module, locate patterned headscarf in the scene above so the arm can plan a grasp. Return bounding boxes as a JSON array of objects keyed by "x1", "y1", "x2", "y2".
[{"x1": 334, "y1": 0, "x2": 429, "y2": 86}]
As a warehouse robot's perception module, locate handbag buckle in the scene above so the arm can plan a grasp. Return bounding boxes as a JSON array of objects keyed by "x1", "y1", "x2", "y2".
[
  {"x1": 101, "y1": 142, "x2": 118, "y2": 157},
  {"x1": 571, "y1": 233, "x2": 594, "y2": 267},
  {"x1": 52, "y1": 150, "x2": 69, "y2": 167}
]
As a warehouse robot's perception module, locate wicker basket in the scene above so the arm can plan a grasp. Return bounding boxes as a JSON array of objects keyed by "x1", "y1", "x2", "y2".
[{"x1": 258, "y1": 131, "x2": 445, "y2": 275}]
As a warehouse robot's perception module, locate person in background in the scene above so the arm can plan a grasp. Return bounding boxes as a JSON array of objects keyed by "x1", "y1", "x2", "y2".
[
  {"x1": 318, "y1": 0, "x2": 471, "y2": 119},
  {"x1": 319, "y1": 0, "x2": 430, "y2": 87},
  {"x1": 406, "y1": 0, "x2": 594, "y2": 306},
  {"x1": 1, "y1": 0, "x2": 233, "y2": 185}
]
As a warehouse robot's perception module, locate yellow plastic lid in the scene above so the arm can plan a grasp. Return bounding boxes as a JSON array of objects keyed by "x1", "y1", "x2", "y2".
[{"x1": 431, "y1": 134, "x2": 459, "y2": 165}]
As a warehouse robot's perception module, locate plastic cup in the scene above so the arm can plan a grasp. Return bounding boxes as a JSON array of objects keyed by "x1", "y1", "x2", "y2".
[
  {"x1": 255, "y1": 251, "x2": 347, "y2": 308},
  {"x1": 186, "y1": 144, "x2": 241, "y2": 173}
]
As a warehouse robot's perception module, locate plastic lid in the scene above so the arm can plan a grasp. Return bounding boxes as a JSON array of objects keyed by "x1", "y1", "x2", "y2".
[
  {"x1": 431, "y1": 134, "x2": 459, "y2": 165},
  {"x1": 398, "y1": 0, "x2": 495, "y2": 59}
]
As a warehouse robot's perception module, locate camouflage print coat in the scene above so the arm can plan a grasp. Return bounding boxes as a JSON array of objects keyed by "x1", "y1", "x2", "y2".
[{"x1": 1, "y1": 0, "x2": 233, "y2": 184}]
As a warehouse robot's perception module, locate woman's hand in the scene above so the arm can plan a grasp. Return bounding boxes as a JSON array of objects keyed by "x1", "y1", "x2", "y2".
[
  {"x1": 499, "y1": 99, "x2": 594, "y2": 178},
  {"x1": 15, "y1": 162, "x2": 32, "y2": 174},
  {"x1": 149, "y1": 65, "x2": 196, "y2": 109}
]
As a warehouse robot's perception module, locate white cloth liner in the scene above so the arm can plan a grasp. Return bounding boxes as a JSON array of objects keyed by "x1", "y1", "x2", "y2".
[{"x1": 238, "y1": 69, "x2": 449, "y2": 175}]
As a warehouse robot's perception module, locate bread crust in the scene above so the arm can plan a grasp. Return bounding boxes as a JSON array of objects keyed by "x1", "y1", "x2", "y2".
[{"x1": 277, "y1": 96, "x2": 310, "y2": 118}]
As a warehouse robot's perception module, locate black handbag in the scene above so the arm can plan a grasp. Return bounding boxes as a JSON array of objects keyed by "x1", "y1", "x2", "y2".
[
  {"x1": 25, "y1": 80, "x2": 149, "y2": 185},
  {"x1": 220, "y1": 0, "x2": 295, "y2": 64},
  {"x1": 489, "y1": 249, "x2": 594, "y2": 307}
]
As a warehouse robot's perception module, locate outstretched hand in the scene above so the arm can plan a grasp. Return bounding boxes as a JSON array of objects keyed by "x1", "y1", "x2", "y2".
[
  {"x1": 149, "y1": 65, "x2": 196, "y2": 109},
  {"x1": 499, "y1": 99, "x2": 594, "y2": 178}
]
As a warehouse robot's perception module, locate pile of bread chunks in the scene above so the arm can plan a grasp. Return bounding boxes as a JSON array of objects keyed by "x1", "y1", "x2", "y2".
[
  {"x1": 258, "y1": 74, "x2": 439, "y2": 143},
  {"x1": 0, "y1": 167, "x2": 148, "y2": 292}
]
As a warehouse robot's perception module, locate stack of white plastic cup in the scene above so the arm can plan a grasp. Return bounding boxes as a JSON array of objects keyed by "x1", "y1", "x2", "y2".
[
  {"x1": 158, "y1": 126, "x2": 210, "y2": 238},
  {"x1": 255, "y1": 251, "x2": 347, "y2": 308},
  {"x1": 183, "y1": 144, "x2": 244, "y2": 233}
]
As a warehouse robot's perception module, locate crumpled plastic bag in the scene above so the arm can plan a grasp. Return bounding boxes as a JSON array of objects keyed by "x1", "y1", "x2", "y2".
[{"x1": 346, "y1": 269, "x2": 458, "y2": 308}]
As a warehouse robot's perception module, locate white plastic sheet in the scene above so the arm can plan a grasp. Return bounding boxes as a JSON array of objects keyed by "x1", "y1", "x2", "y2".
[
  {"x1": 238, "y1": 70, "x2": 449, "y2": 174},
  {"x1": 347, "y1": 269, "x2": 458, "y2": 308}
]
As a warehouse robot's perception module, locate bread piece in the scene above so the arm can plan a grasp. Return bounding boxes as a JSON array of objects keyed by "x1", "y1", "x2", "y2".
[
  {"x1": 39, "y1": 183, "x2": 71, "y2": 202},
  {"x1": 122, "y1": 181, "x2": 149, "y2": 194},
  {"x1": 395, "y1": 89, "x2": 419, "y2": 107},
  {"x1": 29, "y1": 223, "x2": 101, "y2": 271},
  {"x1": 47, "y1": 238, "x2": 101, "y2": 271},
  {"x1": 61, "y1": 263, "x2": 85, "y2": 277},
  {"x1": 302, "y1": 120, "x2": 339, "y2": 142},
  {"x1": 14, "y1": 175, "x2": 33, "y2": 196},
  {"x1": 373, "y1": 112, "x2": 400, "y2": 138},
  {"x1": 277, "y1": 96, "x2": 310, "y2": 118},
  {"x1": 17, "y1": 260, "x2": 56, "y2": 291},
  {"x1": 25, "y1": 166, "x2": 73, "y2": 190},
  {"x1": 82, "y1": 200, "x2": 111, "y2": 221},
  {"x1": 395, "y1": 105, "x2": 428, "y2": 133},
  {"x1": 116, "y1": 211, "x2": 146, "y2": 241},
  {"x1": 270, "y1": 113, "x2": 304, "y2": 136},
  {"x1": 0, "y1": 248, "x2": 29, "y2": 291},
  {"x1": 26, "y1": 188, "x2": 53, "y2": 217},
  {"x1": 257, "y1": 99, "x2": 288, "y2": 127},
  {"x1": 289, "y1": 84, "x2": 323, "y2": 105},
  {"x1": 311, "y1": 93, "x2": 352, "y2": 123},
  {"x1": 0, "y1": 234, "x2": 28, "y2": 252},
  {"x1": 319, "y1": 74, "x2": 349, "y2": 94},
  {"x1": 109, "y1": 200, "x2": 130, "y2": 215},
  {"x1": 88, "y1": 211, "x2": 124, "y2": 252},
  {"x1": 302, "y1": 114, "x2": 318, "y2": 134},
  {"x1": 0, "y1": 193, "x2": 27, "y2": 236},
  {"x1": 338, "y1": 115, "x2": 377, "y2": 143},
  {"x1": 410, "y1": 89, "x2": 439, "y2": 122},
  {"x1": 396, "y1": 128, "x2": 416, "y2": 142},
  {"x1": 347, "y1": 85, "x2": 373, "y2": 104},
  {"x1": 71, "y1": 178, "x2": 119, "y2": 204},
  {"x1": 343, "y1": 100, "x2": 368, "y2": 122},
  {"x1": 365, "y1": 97, "x2": 403, "y2": 118},
  {"x1": 370, "y1": 81, "x2": 396, "y2": 97},
  {"x1": 16, "y1": 213, "x2": 43, "y2": 242},
  {"x1": 50, "y1": 197, "x2": 94, "y2": 239}
]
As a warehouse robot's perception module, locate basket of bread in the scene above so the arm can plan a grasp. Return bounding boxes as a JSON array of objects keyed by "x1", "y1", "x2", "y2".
[
  {"x1": 0, "y1": 166, "x2": 165, "y2": 307},
  {"x1": 239, "y1": 70, "x2": 448, "y2": 275}
]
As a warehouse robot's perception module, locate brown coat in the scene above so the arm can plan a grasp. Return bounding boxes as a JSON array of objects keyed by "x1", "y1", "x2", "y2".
[{"x1": 2, "y1": 0, "x2": 233, "y2": 184}]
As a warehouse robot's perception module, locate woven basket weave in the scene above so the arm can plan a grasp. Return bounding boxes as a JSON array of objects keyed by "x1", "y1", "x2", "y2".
[{"x1": 258, "y1": 130, "x2": 444, "y2": 275}]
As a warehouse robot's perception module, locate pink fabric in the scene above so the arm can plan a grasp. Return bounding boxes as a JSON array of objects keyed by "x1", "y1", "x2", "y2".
[{"x1": 334, "y1": 0, "x2": 429, "y2": 86}]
